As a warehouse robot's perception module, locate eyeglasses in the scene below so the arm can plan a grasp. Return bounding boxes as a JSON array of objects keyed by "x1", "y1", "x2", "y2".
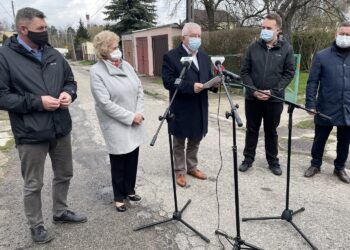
[{"x1": 184, "y1": 34, "x2": 201, "y2": 38}]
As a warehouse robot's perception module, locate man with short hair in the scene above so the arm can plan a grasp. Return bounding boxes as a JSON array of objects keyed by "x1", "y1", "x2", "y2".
[
  {"x1": 304, "y1": 21, "x2": 350, "y2": 184},
  {"x1": 162, "y1": 22, "x2": 218, "y2": 187},
  {"x1": 239, "y1": 13, "x2": 295, "y2": 175},
  {"x1": 0, "y1": 7, "x2": 87, "y2": 243}
]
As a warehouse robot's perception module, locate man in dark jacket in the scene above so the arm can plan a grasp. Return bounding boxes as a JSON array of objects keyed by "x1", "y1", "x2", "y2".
[
  {"x1": 304, "y1": 22, "x2": 350, "y2": 184},
  {"x1": 162, "y1": 22, "x2": 218, "y2": 187},
  {"x1": 239, "y1": 13, "x2": 295, "y2": 176},
  {"x1": 0, "y1": 8, "x2": 86, "y2": 243}
]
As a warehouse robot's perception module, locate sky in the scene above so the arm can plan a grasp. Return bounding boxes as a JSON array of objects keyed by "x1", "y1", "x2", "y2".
[{"x1": 0, "y1": 0, "x2": 186, "y2": 30}]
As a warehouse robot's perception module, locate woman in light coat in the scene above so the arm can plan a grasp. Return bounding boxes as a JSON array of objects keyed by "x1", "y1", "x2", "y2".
[{"x1": 90, "y1": 31, "x2": 146, "y2": 212}]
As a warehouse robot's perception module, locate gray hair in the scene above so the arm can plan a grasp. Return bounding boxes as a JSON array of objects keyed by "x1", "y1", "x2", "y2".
[
  {"x1": 182, "y1": 22, "x2": 201, "y2": 36},
  {"x1": 338, "y1": 21, "x2": 350, "y2": 29},
  {"x1": 15, "y1": 7, "x2": 46, "y2": 31}
]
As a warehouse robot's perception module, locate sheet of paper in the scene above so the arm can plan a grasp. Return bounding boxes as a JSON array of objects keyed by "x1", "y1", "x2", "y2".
[{"x1": 203, "y1": 76, "x2": 221, "y2": 89}]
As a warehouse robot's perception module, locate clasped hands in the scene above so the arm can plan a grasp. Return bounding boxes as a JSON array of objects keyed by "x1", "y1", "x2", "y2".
[
  {"x1": 253, "y1": 90, "x2": 271, "y2": 101},
  {"x1": 41, "y1": 92, "x2": 72, "y2": 111}
]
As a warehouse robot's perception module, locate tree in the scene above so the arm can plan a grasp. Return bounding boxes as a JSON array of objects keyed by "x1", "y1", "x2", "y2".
[
  {"x1": 74, "y1": 19, "x2": 90, "y2": 48},
  {"x1": 223, "y1": 0, "x2": 346, "y2": 42},
  {"x1": 104, "y1": 0, "x2": 157, "y2": 36}
]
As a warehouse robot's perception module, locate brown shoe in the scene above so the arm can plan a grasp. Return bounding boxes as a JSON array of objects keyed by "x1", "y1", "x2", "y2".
[
  {"x1": 304, "y1": 166, "x2": 320, "y2": 177},
  {"x1": 188, "y1": 169, "x2": 207, "y2": 180},
  {"x1": 333, "y1": 169, "x2": 350, "y2": 184},
  {"x1": 176, "y1": 174, "x2": 186, "y2": 187}
]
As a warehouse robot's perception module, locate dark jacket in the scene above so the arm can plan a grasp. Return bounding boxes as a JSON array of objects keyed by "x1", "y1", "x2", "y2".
[
  {"x1": 0, "y1": 35, "x2": 77, "y2": 144},
  {"x1": 305, "y1": 43, "x2": 350, "y2": 126},
  {"x1": 162, "y1": 44, "x2": 214, "y2": 139},
  {"x1": 240, "y1": 39, "x2": 295, "y2": 101}
]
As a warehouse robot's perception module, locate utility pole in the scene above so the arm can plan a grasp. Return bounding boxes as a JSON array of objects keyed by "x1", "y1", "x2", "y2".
[
  {"x1": 186, "y1": 0, "x2": 194, "y2": 23},
  {"x1": 11, "y1": 0, "x2": 15, "y2": 21},
  {"x1": 69, "y1": 32, "x2": 77, "y2": 61}
]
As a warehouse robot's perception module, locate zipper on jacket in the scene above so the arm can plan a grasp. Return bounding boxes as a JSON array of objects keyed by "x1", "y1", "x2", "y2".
[{"x1": 262, "y1": 48, "x2": 270, "y2": 88}]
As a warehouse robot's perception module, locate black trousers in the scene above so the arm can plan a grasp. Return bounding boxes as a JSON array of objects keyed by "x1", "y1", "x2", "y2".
[
  {"x1": 243, "y1": 99, "x2": 283, "y2": 165},
  {"x1": 311, "y1": 125, "x2": 350, "y2": 170},
  {"x1": 109, "y1": 147, "x2": 139, "y2": 202}
]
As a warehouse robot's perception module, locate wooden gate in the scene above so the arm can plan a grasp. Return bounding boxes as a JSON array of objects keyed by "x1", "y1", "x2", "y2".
[
  {"x1": 123, "y1": 40, "x2": 134, "y2": 67},
  {"x1": 152, "y1": 35, "x2": 168, "y2": 76},
  {"x1": 136, "y1": 37, "x2": 149, "y2": 74}
]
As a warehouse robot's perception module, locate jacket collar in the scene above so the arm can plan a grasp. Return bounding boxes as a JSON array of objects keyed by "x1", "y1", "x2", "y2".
[
  {"x1": 258, "y1": 38, "x2": 283, "y2": 50},
  {"x1": 102, "y1": 60, "x2": 127, "y2": 76}
]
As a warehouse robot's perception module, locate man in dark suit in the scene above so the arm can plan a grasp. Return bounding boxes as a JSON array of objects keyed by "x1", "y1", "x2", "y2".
[{"x1": 162, "y1": 22, "x2": 218, "y2": 187}]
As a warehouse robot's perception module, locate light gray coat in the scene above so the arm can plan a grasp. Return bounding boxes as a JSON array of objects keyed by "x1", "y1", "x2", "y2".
[{"x1": 90, "y1": 60, "x2": 147, "y2": 155}]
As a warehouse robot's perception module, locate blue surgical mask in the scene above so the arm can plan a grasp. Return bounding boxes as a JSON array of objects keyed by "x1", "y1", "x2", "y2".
[
  {"x1": 188, "y1": 37, "x2": 201, "y2": 51},
  {"x1": 336, "y1": 35, "x2": 350, "y2": 48},
  {"x1": 260, "y1": 29, "x2": 274, "y2": 42}
]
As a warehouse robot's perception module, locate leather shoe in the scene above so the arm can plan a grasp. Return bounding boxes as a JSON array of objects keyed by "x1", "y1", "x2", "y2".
[
  {"x1": 116, "y1": 204, "x2": 127, "y2": 212},
  {"x1": 304, "y1": 166, "x2": 320, "y2": 177},
  {"x1": 53, "y1": 210, "x2": 87, "y2": 224},
  {"x1": 334, "y1": 169, "x2": 350, "y2": 184},
  {"x1": 188, "y1": 169, "x2": 207, "y2": 180},
  {"x1": 269, "y1": 164, "x2": 282, "y2": 176},
  {"x1": 176, "y1": 174, "x2": 186, "y2": 187},
  {"x1": 239, "y1": 162, "x2": 252, "y2": 172},
  {"x1": 30, "y1": 225, "x2": 54, "y2": 244},
  {"x1": 127, "y1": 194, "x2": 141, "y2": 201}
]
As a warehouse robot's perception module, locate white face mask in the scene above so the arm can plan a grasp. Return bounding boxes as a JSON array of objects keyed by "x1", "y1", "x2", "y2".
[
  {"x1": 110, "y1": 49, "x2": 122, "y2": 61},
  {"x1": 336, "y1": 35, "x2": 350, "y2": 48}
]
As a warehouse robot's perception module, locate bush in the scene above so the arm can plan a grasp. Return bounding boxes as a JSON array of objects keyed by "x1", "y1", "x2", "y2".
[
  {"x1": 293, "y1": 31, "x2": 334, "y2": 71},
  {"x1": 173, "y1": 28, "x2": 259, "y2": 73}
]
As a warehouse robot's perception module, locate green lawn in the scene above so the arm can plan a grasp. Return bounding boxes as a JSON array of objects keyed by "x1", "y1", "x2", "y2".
[
  {"x1": 297, "y1": 71, "x2": 309, "y2": 103},
  {"x1": 79, "y1": 60, "x2": 95, "y2": 66}
]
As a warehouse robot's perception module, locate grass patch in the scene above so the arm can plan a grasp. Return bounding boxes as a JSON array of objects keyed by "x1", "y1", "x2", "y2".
[
  {"x1": 0, "y1": 138, "x2": 15, "y2": 153},
  {"x1": 295, "y1": 119, "x2": 314, "y2": 129},
  {"x1": 152, "y1": 77, "x2": 163, "y2": 85},
  {"x1": 297, "y1": 71, "x2": 309, "y2": 103},
  {"x1": 144, "y1": 89, "x2": 159, "y2": 98},
  {"x1": 79, "y1": 60, "x2": 95, "y2": 66}
]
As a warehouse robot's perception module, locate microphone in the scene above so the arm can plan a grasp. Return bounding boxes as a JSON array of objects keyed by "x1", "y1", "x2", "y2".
[
  {"x1": 175, "y1": 57, "x2": 194, "y2": 86},
  {"x1": 222, "y1": 69, "x2": 241, "y2": 81},
  {"x1": 211, "y1": 56, "x2": 225, "y2": 75}
]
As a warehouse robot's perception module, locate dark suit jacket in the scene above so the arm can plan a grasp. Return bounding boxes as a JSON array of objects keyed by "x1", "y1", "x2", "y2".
[{"x1": 162, "y1": 43, "x2": 214, "y2": 139}]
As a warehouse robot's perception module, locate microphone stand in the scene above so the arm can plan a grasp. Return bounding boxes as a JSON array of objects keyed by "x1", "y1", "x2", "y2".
[
  {"x1": 134, "y1": 63, "x2": 210, "y2": 243},
  {"x1": 215, "y1": 71, "x2": 263, "y2": 250},
  {"x1": 230, "y1": 80, "x2": 331, "y2": 250}
]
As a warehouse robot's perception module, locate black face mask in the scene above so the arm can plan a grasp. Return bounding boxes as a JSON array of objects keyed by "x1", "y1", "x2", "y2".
[{"x1": 27, "y1": 30, "x2": 48, "y2": 47}]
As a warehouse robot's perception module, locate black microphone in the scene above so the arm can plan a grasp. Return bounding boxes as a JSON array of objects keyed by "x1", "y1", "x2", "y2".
[
  {"x1": 215, "y1": 60, "x2": 224, "y2": 75},
  {"x1": 174, "y1": 57, "x2": 193, "y2": 86},
  {"x1": 222, "y1": 69, "x2": 241, "y2": 81}
]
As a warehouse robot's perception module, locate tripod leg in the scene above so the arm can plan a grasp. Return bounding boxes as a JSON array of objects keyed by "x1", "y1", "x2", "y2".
[
  {"x1": 241, "y1": 240, "x2": 264, "y2": 250},
  {"x1": 289, "y1": 221, "x2": 318, "y2": 250},
  {"x1": 134, "y1": 217, "x2": 173, "y2": 231},
  {"x1": 179, "y1": 199, "x2": 191, "y2": 214},
  {"x1": 291, "y1": 207, "x2": 305, "y2": 216},
  {"x1": 179, "y1": 218, "x2": 210, "y2": 243},
  {"x1": 242, "y1": 215, "x2": 281, "y2": 221}
]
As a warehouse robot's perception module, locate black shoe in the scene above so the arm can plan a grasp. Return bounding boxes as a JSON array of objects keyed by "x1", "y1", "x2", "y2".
[
  {"x1": 116, "y1": 204, "x2": 127, "y2": 212},
  {"x1": 239, "y1": 162, "x2": 252, "y2": 172},
  {"x1": 127, "y1": 194, "x2": 141, "y2": 201},
  {"x1": 304, "y1": 166, "x2": 320, "y2": 177},
  {"x1": 333, "y1": 169, "x2": 350, "y2": 184},
  {"x1": 53, "y1": 210, "x2": 87, "y2": 224},
  {"x1": 30, "y1": 225, "x2": 54, "y2": 244},
  {"x1": 269, "y1": 164, "x2": 282, "y2": 176}
]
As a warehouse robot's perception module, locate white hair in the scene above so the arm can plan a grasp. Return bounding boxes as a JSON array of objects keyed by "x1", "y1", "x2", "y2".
[{"x1": 182, "y1": 22, "x2": 201, "y2": 36}]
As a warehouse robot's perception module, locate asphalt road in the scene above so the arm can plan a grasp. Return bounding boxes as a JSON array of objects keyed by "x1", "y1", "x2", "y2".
[{"x1": 0, "y1": 63, "x2": 349, "y2": 250}]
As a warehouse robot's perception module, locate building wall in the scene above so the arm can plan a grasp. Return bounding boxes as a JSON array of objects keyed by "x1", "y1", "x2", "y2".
[{"x1": 131, "y1": 26, "x2": 181, "y2": 76}]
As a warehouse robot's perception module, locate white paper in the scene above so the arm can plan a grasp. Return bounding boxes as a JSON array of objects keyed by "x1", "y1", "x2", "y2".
[{"x1": 203, "y1": 76, "x2": 221, "y2": 89}]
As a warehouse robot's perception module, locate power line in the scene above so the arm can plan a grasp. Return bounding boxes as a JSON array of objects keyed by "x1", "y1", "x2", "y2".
[{"x1": 90, "y1": 0, "x2": 110, "y2": 21}]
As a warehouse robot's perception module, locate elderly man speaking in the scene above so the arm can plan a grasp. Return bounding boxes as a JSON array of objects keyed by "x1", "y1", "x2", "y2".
[{"x1": 162, "y1": 22, "x2": 218, "y2": 187}]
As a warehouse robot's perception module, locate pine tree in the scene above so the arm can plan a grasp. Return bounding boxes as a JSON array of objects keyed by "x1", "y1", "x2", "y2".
[
  {"x1": 74, "y1": 19, "x2": 90, "y2": 49},
  {"x1": 104, "y1": 0, "x2": 157, "y2": 36}
]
